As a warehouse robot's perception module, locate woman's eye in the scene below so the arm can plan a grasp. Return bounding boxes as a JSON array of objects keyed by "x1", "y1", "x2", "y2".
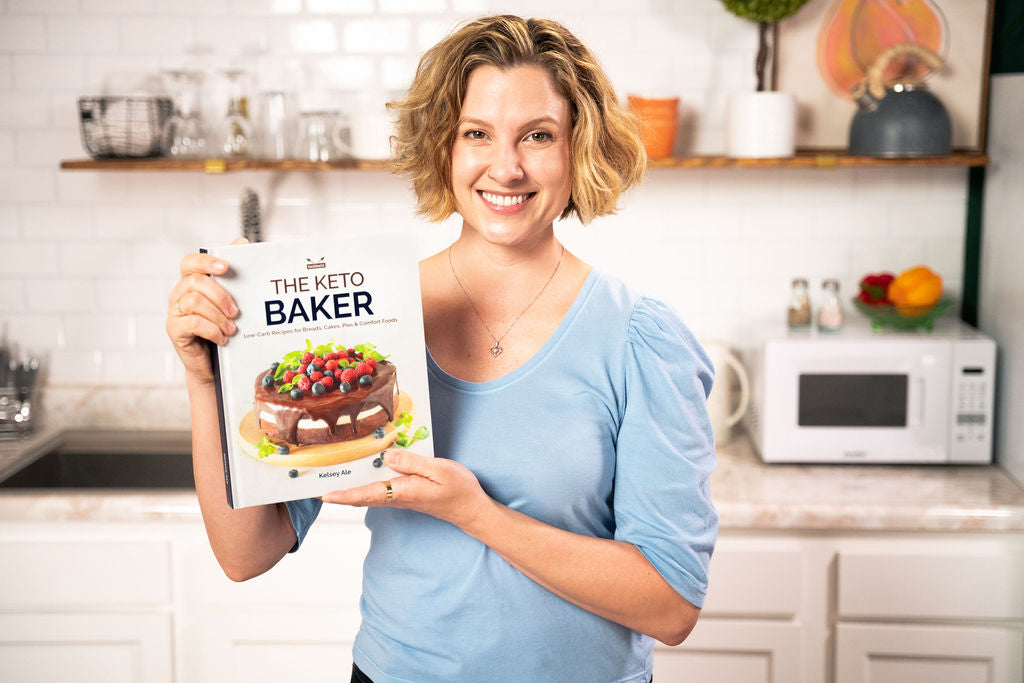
[
  {"x1": 528, "y1": 131, "x2": 552, "y2": 143},
  {"x1": 464, "y1": 130, "x2": 487, "y2": 140}
]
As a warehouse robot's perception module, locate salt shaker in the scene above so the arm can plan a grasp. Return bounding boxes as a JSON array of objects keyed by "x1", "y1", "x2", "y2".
[
  {"x1": 817, "y1": 278, "x2": 844, "y2": 332},
  {"x1": 787, "y1": 277, "x2": 812, "y2": 329}
]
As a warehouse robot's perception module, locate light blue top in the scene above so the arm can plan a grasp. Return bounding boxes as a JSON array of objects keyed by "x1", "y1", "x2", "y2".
[{"x1": 285, "y1": 270, "x2": 717, "y2": 683}]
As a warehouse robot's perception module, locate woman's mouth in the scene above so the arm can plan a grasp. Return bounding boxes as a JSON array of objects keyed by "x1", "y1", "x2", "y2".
[{"x1": 478, "y1": 190, "x2": 536, "y2": 213}]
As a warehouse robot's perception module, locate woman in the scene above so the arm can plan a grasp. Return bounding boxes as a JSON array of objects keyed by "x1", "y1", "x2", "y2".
[{"x1": 167, "y1": 15, "x2": 717, "y2": 683}]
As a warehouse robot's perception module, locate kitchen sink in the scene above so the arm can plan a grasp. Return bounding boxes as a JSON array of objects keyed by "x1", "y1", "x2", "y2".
[{"x1": 0, "y1": 429, "x2": 194, "y2": 489}]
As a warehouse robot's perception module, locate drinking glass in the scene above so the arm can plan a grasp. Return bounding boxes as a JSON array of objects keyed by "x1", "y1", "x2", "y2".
[{"x1": 294, "y1": 110, "x2": 351, "y2": 162}]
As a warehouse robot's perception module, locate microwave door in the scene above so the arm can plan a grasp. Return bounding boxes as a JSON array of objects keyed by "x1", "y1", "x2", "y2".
[{"x1": 765, "y1": 342, "x2": 951, "y2": 462}]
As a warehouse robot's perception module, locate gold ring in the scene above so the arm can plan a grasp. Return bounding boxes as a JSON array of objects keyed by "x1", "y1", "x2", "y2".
[
  {"x1": 175, "y1": 297, "x2": 184, "y2": 316},
  {"x1": 383, "y1": 480, "x2": 393, "y2": 503}
]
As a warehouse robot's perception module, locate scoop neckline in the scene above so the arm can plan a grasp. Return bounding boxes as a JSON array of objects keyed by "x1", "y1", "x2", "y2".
[{"x1": 426, "y1": 269, "x2": 601, "y2": 394}]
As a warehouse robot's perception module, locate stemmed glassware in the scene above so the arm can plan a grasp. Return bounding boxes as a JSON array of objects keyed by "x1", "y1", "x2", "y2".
[
  {"x1": 161, "y1": 70, "x2": 207, "y2": 158},
  {"x1": 218, "y1": 69, "x2": 252, "y2": 158}
]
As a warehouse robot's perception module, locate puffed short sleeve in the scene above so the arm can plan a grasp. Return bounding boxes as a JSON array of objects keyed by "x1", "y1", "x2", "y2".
[
  {"x1": 613, "y1": 297, "x2": 717, "y2": 608},
  {"x1": 285, "y1": 497, "x2": 323, "y2": 552}
]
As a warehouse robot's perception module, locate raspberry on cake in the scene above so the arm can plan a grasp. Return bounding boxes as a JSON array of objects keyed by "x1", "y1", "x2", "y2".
[{"x1": 253, "y1": 342, "x2": 398, "y2": 446}]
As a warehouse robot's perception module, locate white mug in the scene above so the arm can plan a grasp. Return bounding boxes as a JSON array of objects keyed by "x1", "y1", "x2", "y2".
[{"x1": 703, "y1": 341, "x2": 750, "y2": 446}]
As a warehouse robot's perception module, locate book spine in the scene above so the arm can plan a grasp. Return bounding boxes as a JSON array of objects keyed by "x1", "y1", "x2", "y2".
[{"x1": 201, "y1": 247, "x2": 237, "y2": 509}]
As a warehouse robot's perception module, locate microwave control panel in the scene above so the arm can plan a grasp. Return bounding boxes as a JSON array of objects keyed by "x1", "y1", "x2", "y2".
[{"x1": 950, "y1": 339, "x2": 997, "y2": 463}]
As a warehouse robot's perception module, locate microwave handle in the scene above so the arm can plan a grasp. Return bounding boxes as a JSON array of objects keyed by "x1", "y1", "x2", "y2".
[{"x1": 908, "y1": 376, "x2": 925, "y2": 427}]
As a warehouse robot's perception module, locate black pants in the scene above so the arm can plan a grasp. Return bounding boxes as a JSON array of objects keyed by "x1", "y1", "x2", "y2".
[{"x1": 352, "y1": 663, "x2": 652, "y2": 682}]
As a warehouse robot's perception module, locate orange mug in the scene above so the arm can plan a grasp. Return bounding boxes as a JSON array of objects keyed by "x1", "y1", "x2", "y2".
[{"x1": 627, "y1": 95, "x2": 679, "y2": 159}]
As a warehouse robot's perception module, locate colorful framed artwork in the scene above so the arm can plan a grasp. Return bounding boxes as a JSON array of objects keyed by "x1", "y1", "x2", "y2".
[{"x1": 776, "y1": 0, "x2": 995, "y2": 151}]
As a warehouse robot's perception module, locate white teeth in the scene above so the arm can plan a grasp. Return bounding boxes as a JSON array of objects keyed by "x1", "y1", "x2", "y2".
[{"x1": 482, "y1": 191, "x2": 529, "y2": 207}]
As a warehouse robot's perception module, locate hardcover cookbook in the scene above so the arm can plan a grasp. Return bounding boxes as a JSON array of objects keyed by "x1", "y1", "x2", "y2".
[{"x1": 204, "y1": 237, "x2": 433, "y2": 509}]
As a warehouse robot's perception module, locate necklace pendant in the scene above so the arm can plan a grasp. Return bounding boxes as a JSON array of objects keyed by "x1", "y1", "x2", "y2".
[{"x1": 490, "y1": 343, "x2": 503, "y2": 358}]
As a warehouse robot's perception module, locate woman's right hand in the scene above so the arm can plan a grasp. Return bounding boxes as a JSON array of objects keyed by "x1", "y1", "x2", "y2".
[{"x1": 166, "y1": 239, "x2": 246, "y2": 384}]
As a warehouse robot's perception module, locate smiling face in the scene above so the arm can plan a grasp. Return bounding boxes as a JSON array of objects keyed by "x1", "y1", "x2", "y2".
[{"x1": 450, "y1": 64, "x2": 573, "y2": 248}]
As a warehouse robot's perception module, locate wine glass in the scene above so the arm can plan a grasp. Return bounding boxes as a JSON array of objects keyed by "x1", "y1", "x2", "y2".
[
  {"x1": 162, "y1": 70, "x2": 207, "y2": 158},
  {"x1": 218, "y1": 69, "x2": 252, "y2": 158}
]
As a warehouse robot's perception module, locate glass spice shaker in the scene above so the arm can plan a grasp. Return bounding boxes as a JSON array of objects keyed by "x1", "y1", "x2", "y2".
[
  {"x1": 817, "y1": 278, "x2": 844, "y2": 332},
  {"x1": 787, "y1": 277, "x2": 812, "y2": 329}
]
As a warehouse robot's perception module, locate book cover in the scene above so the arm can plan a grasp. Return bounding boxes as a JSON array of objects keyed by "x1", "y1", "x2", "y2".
[{"x1": 204, "y1": 237, "x2": 433, "y2": 509}]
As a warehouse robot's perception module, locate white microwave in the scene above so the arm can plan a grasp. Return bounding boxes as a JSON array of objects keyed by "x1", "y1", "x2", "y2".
[{"x1": 743, "y1": 318, "x2": 996, "y2": 464}]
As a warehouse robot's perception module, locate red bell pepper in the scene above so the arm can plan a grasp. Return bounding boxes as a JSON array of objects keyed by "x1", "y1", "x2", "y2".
[{"x1": 858, "y1": 272, "x2": 895, "y2": 304}]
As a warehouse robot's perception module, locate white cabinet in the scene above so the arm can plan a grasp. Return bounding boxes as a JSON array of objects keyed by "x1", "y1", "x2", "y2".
[
  {"x1": 0, "y1": 613, "x2": 173, "y2": 683},
  {"x1": 188, "y1": 613, "x2": 355, "y2": 683},
  {"x1": 176, "y1": 520, "x2": 369, "y2": 683},
  {"x1": 2, "y1": 519, "x2": 1023, "y2": 682},
  {"x1": 834, "y1": 541, "x2": 1024, "y2": 683},
  {"x1": 653, "y1": 533, "x2": 1024, "y2": 683},
  {"x1": 0, "y1": 537, "x2": 175, "y2": 683},
  {"x1": 655, "y1": 619, "x2": 802, "y2": 682},
  {"x1": 654, "y1": 539, "x2": 806, "y2": 680},
  {"x1": 836, "y1": 623, "x2": 1024, "y2": 683}
]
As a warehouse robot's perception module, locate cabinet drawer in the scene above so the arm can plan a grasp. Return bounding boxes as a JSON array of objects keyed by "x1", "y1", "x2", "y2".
[
  {"x1": 837, "y1": 549, "x2": 1024, "y2": 620},
  {"x1": 0, "y1": 541, "x2": 171, "y2": 607},
  {"x1": 181, "y1": 523, "x2": 370, "y2": 608},
  {"x1": 702, "y1": 546, "x2": 802, "y2": 618}
]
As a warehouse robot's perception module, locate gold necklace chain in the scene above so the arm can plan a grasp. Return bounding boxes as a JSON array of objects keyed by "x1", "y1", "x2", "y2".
[{"x1": 448, "y1": 244, "x2": 566, "y2": 358}]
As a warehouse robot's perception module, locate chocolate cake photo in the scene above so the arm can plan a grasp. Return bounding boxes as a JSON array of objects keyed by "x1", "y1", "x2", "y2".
[{"x1": 235, "y1": 341, "x2": 427, "y2": 468}]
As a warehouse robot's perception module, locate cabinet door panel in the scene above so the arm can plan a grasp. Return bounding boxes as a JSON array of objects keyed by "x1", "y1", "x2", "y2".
[
  {"x1": 702, "y1": 545, "x2": 803, "y2": 618},
  {"x1": 183, "y1": 611, "x2": 355, "y2": 683},
  {"x1": 0, "y1": 613, "x2": 172, "y2": 683},
  {"x1": 836, "y1": 623, "x2": 1024, "y2": 683},
  {"x1": 233, "y1": 642, "x2": 352, "y2": 681},
  {"x1": 837, "y1": 548, "x2": 1024, "y2": 620},
  {"x1": 655, "y1": 619, "x2": 802, "y2": 683}
]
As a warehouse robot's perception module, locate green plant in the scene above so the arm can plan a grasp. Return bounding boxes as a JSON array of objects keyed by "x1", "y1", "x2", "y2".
[{"x1": 720, "y1": 0, "x2": 811, "y2": 91}]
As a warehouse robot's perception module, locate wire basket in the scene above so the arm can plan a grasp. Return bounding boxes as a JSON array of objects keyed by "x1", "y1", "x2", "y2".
[{"x1": 78, "y1": 96, "x2": 173, "y2": 158}]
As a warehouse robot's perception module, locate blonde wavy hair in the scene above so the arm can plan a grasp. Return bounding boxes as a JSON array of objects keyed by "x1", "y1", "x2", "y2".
[{"x1": 388, "y1": 15, "x2": 646, "y2": 225}]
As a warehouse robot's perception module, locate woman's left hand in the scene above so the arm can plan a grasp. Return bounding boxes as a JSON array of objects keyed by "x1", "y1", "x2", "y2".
[{"x1": 321, "y1": 451, "x2": 493, "y2": 530}]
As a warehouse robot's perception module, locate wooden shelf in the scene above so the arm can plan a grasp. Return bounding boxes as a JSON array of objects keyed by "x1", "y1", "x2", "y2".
[
  {"x1": 648, "y1": 151, "x2": 988, "y2": 169},
  {"x1": 59, "y1": 158, "x2": 392, "y2": 172},
  {"x1": 60, "y1": 151, "x2": 988, "y2": 173}
]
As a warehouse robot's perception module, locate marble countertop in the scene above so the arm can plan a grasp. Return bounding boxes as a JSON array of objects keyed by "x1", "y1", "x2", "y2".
[{"x1": 2, "y1": 428, "x2": 1023, "y2": 532}]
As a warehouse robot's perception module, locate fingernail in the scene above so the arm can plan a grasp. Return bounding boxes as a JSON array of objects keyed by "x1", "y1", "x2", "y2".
[
  {"x1": 228, "y1": 303, "x2": 239, "y2": 316},
  {"x1": 226, "y1": 320, "x2": 236, "y2": 334},
  {"x1": 214, "y1": 260, "x2": 228, "y2": 273}
]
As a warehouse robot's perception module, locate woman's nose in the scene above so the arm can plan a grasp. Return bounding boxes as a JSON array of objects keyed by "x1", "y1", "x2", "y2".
[{"x1": 486, "y1": 142, "x2": 524, "y2": 185}]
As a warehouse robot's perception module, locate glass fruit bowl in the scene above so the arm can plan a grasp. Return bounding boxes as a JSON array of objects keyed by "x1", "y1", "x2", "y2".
[{"x1": 852, "y1": 297, "x2": 954, "y2": 332}]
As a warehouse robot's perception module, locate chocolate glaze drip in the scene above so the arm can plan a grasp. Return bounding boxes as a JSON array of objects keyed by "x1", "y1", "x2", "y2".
[{"x1": 253, "y1": 362, "x2": 398, "y2": 445}]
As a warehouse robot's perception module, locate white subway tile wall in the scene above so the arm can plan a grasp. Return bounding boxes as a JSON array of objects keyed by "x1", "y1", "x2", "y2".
[{"x1": 0, "y1": 0, "x2": 969, "y2": 427}]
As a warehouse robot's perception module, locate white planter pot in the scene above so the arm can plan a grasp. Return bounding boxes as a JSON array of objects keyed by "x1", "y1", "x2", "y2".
[{"x1": 725, "y1": 92, "x2": 796, "y2": 158}]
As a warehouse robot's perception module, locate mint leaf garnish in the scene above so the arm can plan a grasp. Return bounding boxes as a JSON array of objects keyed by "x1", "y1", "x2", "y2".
[
  {"x1": 393, "y1": 423, "x2": 429, "y2": 448},
  {"x1": 256, "y1": 437, "x2": 277, "y2": 459},
  {"x1": 354, "y1": 342, "x2": 389, "y2": 362}
]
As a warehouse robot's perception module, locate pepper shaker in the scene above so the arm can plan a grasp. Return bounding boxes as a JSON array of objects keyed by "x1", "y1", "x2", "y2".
[{"x1": 787, "y1": 277, "x2": 812, "y2": 329}]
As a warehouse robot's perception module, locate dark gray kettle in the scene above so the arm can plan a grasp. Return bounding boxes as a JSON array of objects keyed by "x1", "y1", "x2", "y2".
[{"x1": 848, "y1": 43, "x2": 952, "y2": 158}]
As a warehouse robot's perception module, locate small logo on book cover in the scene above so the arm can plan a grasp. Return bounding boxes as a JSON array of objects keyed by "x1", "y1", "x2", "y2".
[{"x1": 306, "y1": 257, "x2": 326, "y2": 270}]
